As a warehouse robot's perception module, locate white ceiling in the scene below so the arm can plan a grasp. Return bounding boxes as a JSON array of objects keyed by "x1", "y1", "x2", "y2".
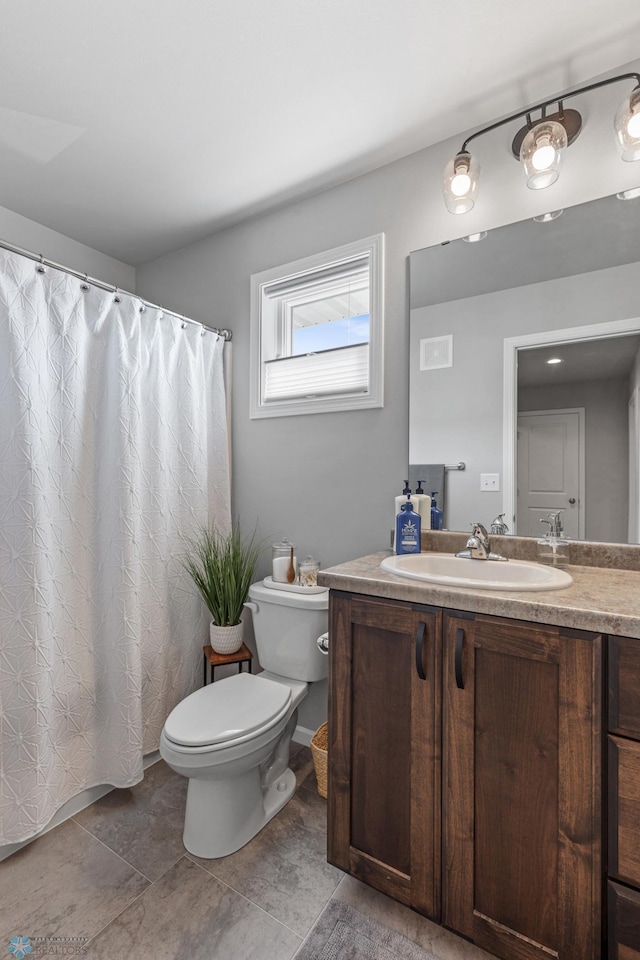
[
  {"x1": 3, "y1": 0, "x2": 640, "y2": 266},
  {"x1": 518, "y1": 335, "x2": 640, "y2": 387}
]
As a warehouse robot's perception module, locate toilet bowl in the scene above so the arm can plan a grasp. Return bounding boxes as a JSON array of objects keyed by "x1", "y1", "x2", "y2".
[{"x1": 159, "y1": 579, "x2": 328, "y2": 859}]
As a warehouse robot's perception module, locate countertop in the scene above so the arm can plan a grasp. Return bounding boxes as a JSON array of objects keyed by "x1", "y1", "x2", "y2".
[{"x1": 318, "y1": 551, "x2": 640, "y2": 639}]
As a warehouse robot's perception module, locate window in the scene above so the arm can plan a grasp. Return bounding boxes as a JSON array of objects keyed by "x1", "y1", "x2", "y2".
[{"x1": 250, "y1": 234, "x2": 384, "y2": 418}]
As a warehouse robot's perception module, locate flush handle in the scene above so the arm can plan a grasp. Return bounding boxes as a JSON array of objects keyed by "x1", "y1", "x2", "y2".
[
  {"x1": 415, "y1": 621, "x2": 427, "y2": 681},
  {"x1": 455, "y1": 628, "x2": 465, "y2": 690},
  {"x1": 317, "y1": 632, "x2": 329, "y2": 655}
]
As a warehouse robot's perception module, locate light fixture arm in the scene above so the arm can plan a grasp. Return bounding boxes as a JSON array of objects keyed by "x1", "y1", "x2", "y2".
[{"x1": 458, "y1": 72, "x2": 640, "y2": 154}]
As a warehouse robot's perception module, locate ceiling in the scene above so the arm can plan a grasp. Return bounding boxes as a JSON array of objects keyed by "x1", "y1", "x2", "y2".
[
  {"x1": 517, "y1": 335, "x2": 640, "y2": 387},
  {"x1": 3, "y1": 1, "x2": 640, "y2": 266}
]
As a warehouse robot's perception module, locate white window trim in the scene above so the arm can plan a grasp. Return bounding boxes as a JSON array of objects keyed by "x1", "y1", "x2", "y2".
[{"x1": 250, "y1": 234, "x2": 384, "y2": 418}]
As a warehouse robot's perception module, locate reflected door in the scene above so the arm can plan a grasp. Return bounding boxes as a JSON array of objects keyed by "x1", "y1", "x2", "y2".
[{"x1": 517, "y1": 409, "x2": 584, "y2": 539}]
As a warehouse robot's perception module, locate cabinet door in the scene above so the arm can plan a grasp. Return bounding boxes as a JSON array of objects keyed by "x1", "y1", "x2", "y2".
[
  {"x1": 442, "y1": 611, "x2": 602, "y2": 960},
  {"x1": 608, "y1": 881, "x2": 640, "y2": 960},
  {"x1": 609, "y1": 635, "x2": 640, "y2": 740},
  {"x1": 327, "y1": 591, "x2": 442, "y2": 919},
  {"x1": 609, "y1": 735, "x2": 640, "y2": 889}
]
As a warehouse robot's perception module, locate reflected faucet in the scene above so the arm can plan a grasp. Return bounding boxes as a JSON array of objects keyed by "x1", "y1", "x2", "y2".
[{"x1": 456, "y1": 523, "x2": 508, "y2": 561}]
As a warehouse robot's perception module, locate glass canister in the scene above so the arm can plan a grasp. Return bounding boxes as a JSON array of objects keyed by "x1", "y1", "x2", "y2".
[
  {"x1": 272, "y1": 537, "x2": 297, "y2": 583},
  {"x1": 298, "y1": 555, "x2": 321, "y2": 587}
]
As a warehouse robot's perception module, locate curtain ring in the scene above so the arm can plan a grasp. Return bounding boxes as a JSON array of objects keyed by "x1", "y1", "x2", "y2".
[
  {"x1": 36, "y1": 254, "x2": 46, "y2": 274},
  {"x1": 201, "y1": 328, "x2": 206, "y2": 336},
  {"x1": 139, "y1": 302, "x2": 146, "y2": 313},
  {"x1": 113, "y1": 286, "x2": 121, "y2": 304},
  {"x1": 181, "y1": 322, "x2": 187, "y2": 329},
  {"x1": 80, "y1": 272, "x2": 89, "y2": 292}
]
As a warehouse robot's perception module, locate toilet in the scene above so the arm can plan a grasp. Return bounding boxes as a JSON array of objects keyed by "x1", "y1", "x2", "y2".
[{"x1": 159, "y1": 579, "x2": 329, "y2": 858}]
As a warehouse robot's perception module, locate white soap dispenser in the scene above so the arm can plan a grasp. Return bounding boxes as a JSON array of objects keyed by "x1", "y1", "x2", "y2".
[{"x1": 412, "y1": 481, "x2": 432, "y2": 529}]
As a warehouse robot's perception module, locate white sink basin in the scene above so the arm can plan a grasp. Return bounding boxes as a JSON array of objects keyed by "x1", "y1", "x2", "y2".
[{"x1": 380, "y1": 553, "x2": 572, "y2": 592}]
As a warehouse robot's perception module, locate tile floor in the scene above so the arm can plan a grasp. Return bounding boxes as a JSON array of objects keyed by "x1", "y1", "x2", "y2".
[{"x1": 0, "y1": 744, "x2": 494, "y2": 960}]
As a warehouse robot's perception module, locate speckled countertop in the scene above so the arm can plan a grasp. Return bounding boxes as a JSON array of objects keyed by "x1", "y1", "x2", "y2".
[{"x1": 318, "y1": 550, "x2": 640, "y2": 639}]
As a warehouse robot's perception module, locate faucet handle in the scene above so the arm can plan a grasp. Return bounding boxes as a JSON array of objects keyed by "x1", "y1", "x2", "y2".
[{"x1": 471, "y1": 522, "x2": 489, "y2": 538}]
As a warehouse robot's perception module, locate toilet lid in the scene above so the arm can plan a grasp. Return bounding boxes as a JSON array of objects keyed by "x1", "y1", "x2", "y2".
[{"x1": 163, "y1": 672, "x2": 292, "y2": 748}]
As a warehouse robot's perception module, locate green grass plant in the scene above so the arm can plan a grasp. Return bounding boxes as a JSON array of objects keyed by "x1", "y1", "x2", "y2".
[{"x1": 184, "y1": 524, "x2": 264, "y2": 626}]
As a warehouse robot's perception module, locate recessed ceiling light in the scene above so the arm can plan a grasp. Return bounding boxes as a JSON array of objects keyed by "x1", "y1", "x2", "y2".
[
  {"x1": 547, "y1": 357, "x2": 563, "y2": 365},
  {"x1": 462, "y1": 231, "x2": 487, "y2": 243}
]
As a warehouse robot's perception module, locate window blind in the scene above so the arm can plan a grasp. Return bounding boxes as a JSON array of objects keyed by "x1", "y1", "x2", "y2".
[{"x1": 263, "y1": 343, "x2": 369, "y2": 401}]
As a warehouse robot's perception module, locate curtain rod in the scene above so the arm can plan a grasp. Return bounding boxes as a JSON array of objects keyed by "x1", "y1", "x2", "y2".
[{"x1": 0, "y1": 237, "x2": 232, "y2": 341}]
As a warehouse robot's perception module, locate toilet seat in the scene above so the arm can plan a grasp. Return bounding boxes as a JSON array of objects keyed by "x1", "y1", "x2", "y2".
[{"x1": 163, "y1": 672, "x2": 292, "y2": 748}]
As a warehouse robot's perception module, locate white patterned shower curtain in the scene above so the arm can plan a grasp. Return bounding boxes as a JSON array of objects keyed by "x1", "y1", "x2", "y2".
[{"x1": 0, "y1": 249, "x2": 231, "y2": 844}]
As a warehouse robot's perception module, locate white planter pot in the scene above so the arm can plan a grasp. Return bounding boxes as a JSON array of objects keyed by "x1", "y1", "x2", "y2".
[{"x1": 209, "y1": 621, "x2": 244, "y2": 655}]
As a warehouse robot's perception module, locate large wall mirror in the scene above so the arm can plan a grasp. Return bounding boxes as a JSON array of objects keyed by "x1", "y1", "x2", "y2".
[{"x1": 409, "y1": 192, "x2": 640, "y2": 544}]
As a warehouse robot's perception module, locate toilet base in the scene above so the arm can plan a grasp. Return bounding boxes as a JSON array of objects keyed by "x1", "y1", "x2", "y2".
[{"x1": 182, "y1": 766, "x2": 296, "y2": 859}]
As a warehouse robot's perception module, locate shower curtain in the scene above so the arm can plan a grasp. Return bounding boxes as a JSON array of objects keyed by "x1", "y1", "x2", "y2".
[{"x1": 0, "y1": 249, "x2": 231, "y2": 844}]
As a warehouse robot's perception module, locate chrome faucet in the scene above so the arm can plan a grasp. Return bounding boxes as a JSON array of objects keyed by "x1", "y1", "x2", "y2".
[{"x1": 456, "y1": 523, "x2": 508, "y2": 561}]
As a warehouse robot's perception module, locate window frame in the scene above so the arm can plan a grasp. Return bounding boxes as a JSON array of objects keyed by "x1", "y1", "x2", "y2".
[{"x1": 249, "y1": 234, "x2": 384, "y2": 418}]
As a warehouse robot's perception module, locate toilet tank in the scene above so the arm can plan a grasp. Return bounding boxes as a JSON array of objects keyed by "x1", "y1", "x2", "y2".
[{"x1": 246, "y1": 580, "x2": 329, "y2": 682}]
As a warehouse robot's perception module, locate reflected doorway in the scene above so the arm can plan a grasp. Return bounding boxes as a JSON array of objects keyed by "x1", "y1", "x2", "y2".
[{"x1": 517, "y1": 408, "x2": 584, "y2": 538}]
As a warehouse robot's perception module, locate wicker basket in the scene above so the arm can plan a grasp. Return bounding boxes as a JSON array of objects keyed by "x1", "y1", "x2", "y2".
[{"x1": 310, "y1": 721, "x2": 328, "y2": 799}]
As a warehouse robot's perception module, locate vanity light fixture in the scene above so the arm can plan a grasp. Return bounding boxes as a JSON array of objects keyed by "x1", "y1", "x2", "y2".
[
  {"x1": 546, "y1": 357, "x2": 563, "y2": 365},
  {"x1": 442, "y1": 72, "x2": 640, "y2": 214},
  {"x1": 462, "y1": 231, "x2": 488, "y2": 242}
]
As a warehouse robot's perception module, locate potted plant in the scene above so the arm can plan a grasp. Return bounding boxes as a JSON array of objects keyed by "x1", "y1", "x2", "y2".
[{"x1": 184, "y1": 523, "x2": 263, "y2": 654}]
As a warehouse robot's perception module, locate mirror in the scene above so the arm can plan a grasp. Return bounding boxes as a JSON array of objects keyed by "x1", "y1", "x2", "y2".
[{"x1": 409, "y1": 192, "x2": 640, "y2": 544}]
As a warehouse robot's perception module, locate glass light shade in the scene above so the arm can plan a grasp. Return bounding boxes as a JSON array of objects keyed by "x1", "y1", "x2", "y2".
[
  {"x1": 533, "y1": 209, "x2": 563, "y2": 222},
  {"x1": 519, "y1": 120, "x2": 567, "y2": 190},
  {"x1": 617, "y1": 186, "x2": 640, "y2": 200},
  {"x1": 614, "y1": 88, "x2": 640, "y2": 161},
  {"x1": 442, "y1": 151, "x2": 479, "y2": 214}
]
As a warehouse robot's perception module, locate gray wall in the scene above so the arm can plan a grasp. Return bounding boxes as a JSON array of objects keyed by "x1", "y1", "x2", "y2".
[
  {"x1": 518, "y1": 378, "x2": 629, "y2": 542},
  {"x1": 410, "y1": 260, "x2": 640, "y2": 534},
  {"x1": 135, "y1": 58, "x2": 640, "y2": 731},
  {"x1": 0, "y1": 203, "x2": 134, "y2": 289}
]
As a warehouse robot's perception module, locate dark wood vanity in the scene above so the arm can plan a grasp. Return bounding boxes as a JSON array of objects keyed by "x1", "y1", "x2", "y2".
[{"x1": 320, "y1": 547, "x2": 640, "y2": 960}]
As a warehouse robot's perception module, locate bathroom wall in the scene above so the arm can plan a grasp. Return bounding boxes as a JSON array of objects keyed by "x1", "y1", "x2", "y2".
[
  {"x1": 0, "y1": 203, "x2": 134, "y2": 289},
  {"x1": 136, "y1": 57, "x2": 640, "y2": 572},
  {"x1": 136, "y1": 57, "x2": 640, "y2": 733}
]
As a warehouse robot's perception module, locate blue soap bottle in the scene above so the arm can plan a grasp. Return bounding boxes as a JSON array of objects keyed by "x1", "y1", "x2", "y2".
[
  {"x1": 395, "y1": 497, "x2": 421, "y2": 554},
  {"x1": 431, "y1": 492, "x2": 443, "y2": 531}
]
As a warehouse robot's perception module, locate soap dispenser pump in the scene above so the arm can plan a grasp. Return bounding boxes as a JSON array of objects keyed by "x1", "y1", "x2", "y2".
[{"x1": 537, "y1": 512, "x2": 570, "y2": 568}]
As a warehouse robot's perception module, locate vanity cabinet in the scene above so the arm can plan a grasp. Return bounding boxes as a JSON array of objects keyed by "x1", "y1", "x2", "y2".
[
  {"x1": 442, "y1": 611, "x2": 601, "y2": 960},
  {"x1": 608, "y1": 636, "x2": 640, "y2": 959},
  {"x1": 327, "y1": 592, "x2": 603, "y2": 960},
  {"x1": 327, "y1": 591, "x2": 442, "y2": 918}
]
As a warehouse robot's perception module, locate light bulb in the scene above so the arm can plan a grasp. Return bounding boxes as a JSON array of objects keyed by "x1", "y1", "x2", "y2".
[
  {"x1": 628, "y1": 112, "x2": 640, "y2": 139},
  {"x1": 614, "y1": 88, "x2": 640, "y2": 162},
  {"x1": 450, "y1": 172, "x2": 471, "y2": 197},
  {"x1": 442, "y1": 151, "x2": 480, "y2": 214},
  {"x1": 520, "y1": 120, "x2": 567, "y2": 190},
  {"x1": 531, "y1": 140, "x2": 556, "y2": 171}
]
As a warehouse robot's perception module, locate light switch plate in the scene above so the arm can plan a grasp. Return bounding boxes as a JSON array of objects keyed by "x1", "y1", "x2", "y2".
[{"x1": 480, "y1": 473, "x2": 500, "y2": 491}]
